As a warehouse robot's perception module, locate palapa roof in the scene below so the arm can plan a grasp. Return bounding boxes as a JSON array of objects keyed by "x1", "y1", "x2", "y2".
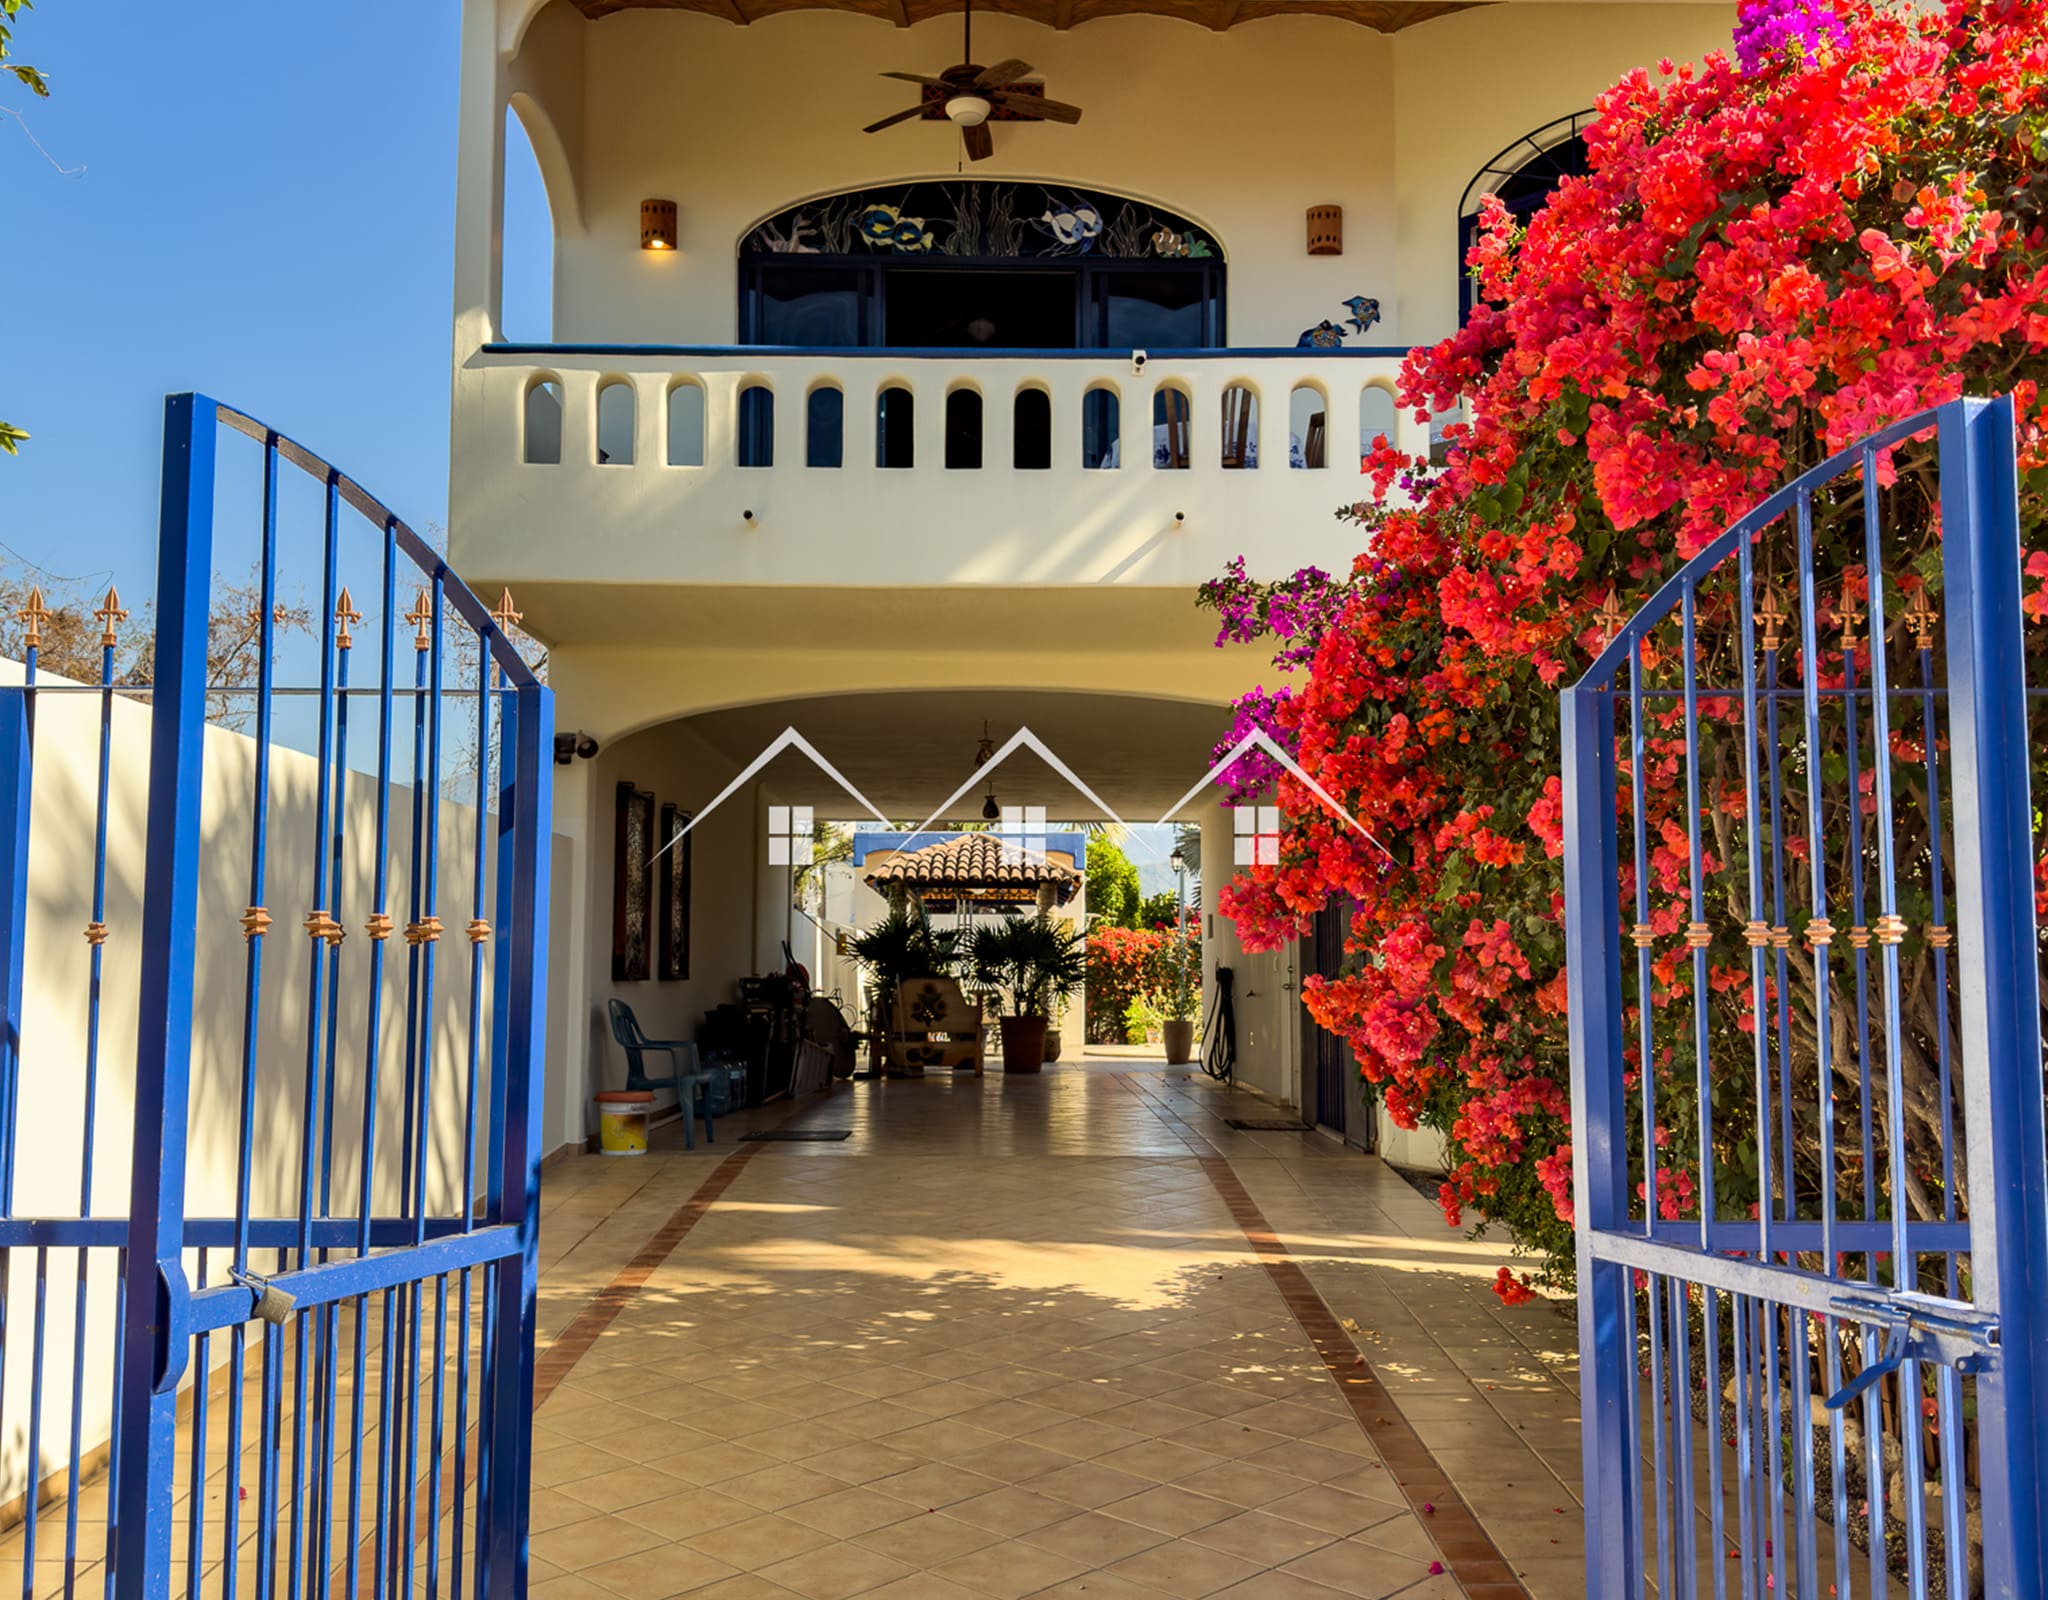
[
  {"x1": 569, "y1": 1, "x2": 1481, "y2": 34},
  {"x1": 863, "y1": 833, "x2": 1082, "y2": 900}
]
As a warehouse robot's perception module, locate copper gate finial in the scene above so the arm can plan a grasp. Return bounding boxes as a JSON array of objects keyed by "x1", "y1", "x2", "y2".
[
  {"x1": 490, "y1": 588, "x2": 523, "y2": 632},
  {"x1": 1903, "y1": 592, "x2": 1938, "y2": 652},
  {"x1": 1754, "y1": 588, "x2": 1788, "y2": 652},
  {"x1": 1836, "y1": 594, "x2": 1865, "y2": 653},
  {"x1": 16, "y1": 586, "x2": 50, "y2": 650},
  {"x1": 1593, "y1": 589, "x2": 1629, "y2": 641},
  {"x1": 335, "y1": 587, "x2": 362, "y2": 651},
  {"x1": 94, "y1": 586, "x2": 128, "y2": 649},
  {"x1": 404, "y1": 589, "x2": 434, "y2": 651}
]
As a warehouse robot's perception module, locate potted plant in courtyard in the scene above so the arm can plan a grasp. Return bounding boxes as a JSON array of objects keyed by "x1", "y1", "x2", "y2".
[
  {"x1": 969, "y1": 914, "x2": 1087, "y2": 1074},
  {"x1": 850, "y1": 909, "x2": 959, "y2": 1068},
  {"x1": 1157, "y1": 951, "x2": 1199, "y2": 1066}
]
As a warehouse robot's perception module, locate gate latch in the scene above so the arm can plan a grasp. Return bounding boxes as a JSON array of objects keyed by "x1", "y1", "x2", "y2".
[{"x1": 1821, "y1": 1290, "x2": 1998, "y2": 1412}]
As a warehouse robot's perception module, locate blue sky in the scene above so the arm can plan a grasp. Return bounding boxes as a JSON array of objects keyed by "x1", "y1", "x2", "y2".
[{"x1": 3, "y1": 2, "x2": 552, "y2": 594}]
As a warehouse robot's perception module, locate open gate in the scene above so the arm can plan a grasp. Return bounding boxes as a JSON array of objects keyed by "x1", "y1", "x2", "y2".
[
  {"x1": 0, "y1": 396, "x2": 552, "y2": 1600},
  {"x1": 1563, "y1": 396, "x2": 2046, "y2": 1599}
]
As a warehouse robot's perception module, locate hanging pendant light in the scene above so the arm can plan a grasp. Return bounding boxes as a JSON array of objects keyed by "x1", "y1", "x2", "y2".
[{"x1": 982, "y1": 782, "x2": 1001, "y2": 822}]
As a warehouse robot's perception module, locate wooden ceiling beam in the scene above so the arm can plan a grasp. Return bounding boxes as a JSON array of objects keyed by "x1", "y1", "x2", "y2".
[
  {"x1": 1054, "y1": 0, "x2": 1075, "y2": 25},
  {"x1": 1210, "y1": 1, "x2": 1242, "y2": 28}
]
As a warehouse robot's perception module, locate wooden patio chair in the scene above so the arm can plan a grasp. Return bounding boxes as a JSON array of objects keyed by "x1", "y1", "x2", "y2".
[
  {"x1": 1304, "y1": 411, "x2": 1327, "y2": 469},
  {"x1": 886, "y1": 978, "x2": 985, "y2": 1076},
  {"x1": 1221, "y1": 387, "x2": 1256, "y2": 469},
  {"x1": 1158, "y1": 389, "x2": 1190, "y2": 470}
]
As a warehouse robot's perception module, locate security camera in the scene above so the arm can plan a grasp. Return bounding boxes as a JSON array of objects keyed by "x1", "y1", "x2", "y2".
[
  {"x1": 1131, "y1": 349, "x2": 1148, "y2": 373},
  {"x1": 576, "y1": 733, "x2": 599, "y2": 761},
  {"x1": 554, "y1": 732, "x2": 602, "y2": 765}
]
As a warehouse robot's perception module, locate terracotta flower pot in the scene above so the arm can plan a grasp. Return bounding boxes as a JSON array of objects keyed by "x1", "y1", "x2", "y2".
[
  {"x1": 999, "y1": 1016, "x2": 1048, "y2": 1074},
  {"x1": 1162, "y1": 1019, "x2": 1195, "y2": 1065}
]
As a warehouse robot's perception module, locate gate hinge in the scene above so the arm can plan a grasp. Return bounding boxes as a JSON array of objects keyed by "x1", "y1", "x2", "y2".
[{"x1": 1822, "y1": 1290, "x2": 1998, "y2": 1412}]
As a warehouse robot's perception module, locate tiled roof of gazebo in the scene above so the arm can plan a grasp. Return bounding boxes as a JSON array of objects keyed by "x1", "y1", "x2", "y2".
[{"x1": 862, "y1": 833, "x2": 1081, "y2": 895}]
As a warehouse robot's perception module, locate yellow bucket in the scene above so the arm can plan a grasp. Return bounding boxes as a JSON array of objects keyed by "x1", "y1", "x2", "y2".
[{"x1": 594, "y1": 1090, "x2": 654, "y2": 1156}]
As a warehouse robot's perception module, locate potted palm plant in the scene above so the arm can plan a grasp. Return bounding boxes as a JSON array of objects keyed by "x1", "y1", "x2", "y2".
[
  {"x1": 850, "y1": 909, "x2": 959, "y2": 1068},
  {"x1": 1157, "y1": 952, "x2": 1199, "y2": 1065},
  {"x1": 969, "y1": 915, "x2": 1087, "y2": 1073}
]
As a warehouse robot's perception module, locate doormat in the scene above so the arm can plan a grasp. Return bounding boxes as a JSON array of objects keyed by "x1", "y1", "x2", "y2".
[
  {"x1": 741, "y1": 1129, "x2": 853, "y2": 1142},
  {"x1": 1224, "y1": 1118, "x2": 1315, "y2": 1132}
]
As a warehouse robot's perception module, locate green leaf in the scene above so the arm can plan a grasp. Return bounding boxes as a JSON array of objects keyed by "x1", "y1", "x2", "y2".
[
  {"x1": 7, "y1": 61, "x2": 46, "y2": 95},
  {"x1": 0, "y1": 421, "x2": 26, "y2": 456}
]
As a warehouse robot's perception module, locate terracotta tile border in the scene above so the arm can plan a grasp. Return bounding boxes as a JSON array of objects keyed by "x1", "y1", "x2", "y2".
[
  {"x1": 531, "y1": 1140, "x2": 764, "y2": 1406},
  {"x1": 1116, "y1": 1073, "x2": 1532, "y2": 1600}
]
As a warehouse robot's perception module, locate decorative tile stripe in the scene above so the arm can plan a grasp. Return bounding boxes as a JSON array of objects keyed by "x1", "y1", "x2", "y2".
[
  {"x1": 1193, "y1": 1152, "x2": 1533, "y2": 1600},
  {"x1": 531, "y1": 1142, "x2": 763, "y2": 1406}
]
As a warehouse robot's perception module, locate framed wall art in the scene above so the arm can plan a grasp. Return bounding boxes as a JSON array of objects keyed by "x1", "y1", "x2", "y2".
[
  {"x1": 658, "y1": 801, "x2": 692, "y2": 981},
  {"x1": 611, "y1": 782, "x2": 655, "y2": 982}
]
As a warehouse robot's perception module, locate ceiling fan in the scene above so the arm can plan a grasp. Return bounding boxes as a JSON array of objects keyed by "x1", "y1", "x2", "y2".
[{"x1": 862, "y1": 0, "x2": 1083, "y2": 163}]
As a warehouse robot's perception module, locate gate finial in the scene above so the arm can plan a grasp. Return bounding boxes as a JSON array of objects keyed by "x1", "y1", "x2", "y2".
[
  {"x1": 490, "y1": 588, "x2": 523, "y2": 632},
  {"x1": 1835, "y1": 594, "x2": 1865, "y2": 653},
  {"x1": 404, "y1": 588, "x2": 435, "y2": 651},
  {"x1": 1594, "y1": 589, "x2": 1628, "y2": 641},
  {"x1": 335, "y1": 587, "x2": 362, "y2": 651},
  {"x1": 1754, "y1": 587, "x2": 1788, "y2": 652},
  {"x1": 16, "y1": 586, "x2": 49, "y2": 650},
  {"x1": 94, "y1": 586, "x2": 128, "y2": 649},
  {"x1": 1903, "y1": 591, "x2": 1938, "y2": 652}
]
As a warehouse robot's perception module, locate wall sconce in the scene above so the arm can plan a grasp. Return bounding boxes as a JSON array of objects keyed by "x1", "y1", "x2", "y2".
[
  {"x1": 640, "y1": 199, "x2": 678, "y2": 252},
  {"x1": 1306, "y1": 204, "x2": 1343, "y2": 256}
]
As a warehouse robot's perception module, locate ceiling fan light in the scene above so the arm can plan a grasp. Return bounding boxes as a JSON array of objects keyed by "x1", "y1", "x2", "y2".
[{"x1": 946, "y1": 94, "x2": 993, "y2": 128}]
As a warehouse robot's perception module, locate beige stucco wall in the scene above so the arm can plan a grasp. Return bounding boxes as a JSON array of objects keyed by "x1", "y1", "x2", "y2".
[{"x1": 0, "y1": 663, "x2": 568, "y2": 1509}]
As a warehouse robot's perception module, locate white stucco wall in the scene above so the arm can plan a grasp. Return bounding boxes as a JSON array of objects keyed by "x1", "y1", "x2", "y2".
[{"x1": 0, "y1": 663, "x2": 568, "y2": 1511}]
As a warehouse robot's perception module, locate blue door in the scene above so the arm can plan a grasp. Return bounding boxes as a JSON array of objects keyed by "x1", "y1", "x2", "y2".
[
  {"x1": 1564, "y1": 397, "x2": 2045, "y2": 1598},
  {"x1": 0, "y1": 395, "x2": 553, "y2": 1600}
]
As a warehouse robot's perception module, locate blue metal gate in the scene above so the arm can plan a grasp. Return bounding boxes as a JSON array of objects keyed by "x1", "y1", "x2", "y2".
[
  {"x1": 0, "y1": 396, "x2": 552, "y2": 1600},
  {"x1": 1564, "y1": 395, "x2": 2046, "y2": 1599}
]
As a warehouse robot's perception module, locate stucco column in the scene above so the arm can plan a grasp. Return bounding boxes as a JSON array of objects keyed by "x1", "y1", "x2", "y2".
[{"x1": 452, "y1": 0, "x2": 508, "y2": 358}]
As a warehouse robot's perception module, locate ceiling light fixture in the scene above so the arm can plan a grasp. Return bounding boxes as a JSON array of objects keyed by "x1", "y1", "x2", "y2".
[
  {"x1": 945, "y1": 94, "x2": 992, "y2": 128},
  {"x1": 981, "y1": 783, "x2": 1001, "y2": 822}
]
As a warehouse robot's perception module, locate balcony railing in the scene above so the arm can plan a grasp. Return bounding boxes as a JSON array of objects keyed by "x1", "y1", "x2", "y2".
[{"x1": 450, "y1": 344, "x2": 1422, "y2": 589}]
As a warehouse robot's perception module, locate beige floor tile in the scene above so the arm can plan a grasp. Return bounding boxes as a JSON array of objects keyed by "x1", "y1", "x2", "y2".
[
  {"x1": 755, "y1": 1541, "x2": 915, "y2": 1600},
  {"x1": 582, "y1": 1542, "x2": 745, "y2": 1600},
  {"x1": 929, "y1": 1539, "x2": 1092, "y2": 1598},
  {"x1": 786, "y1": 1488, "x2": 920, "y2": 1540},
  {"x1": 1186, "y1": 1510, "x2": 1337, "y2": 1566},
  {"x1": 1020, "y1": 1509, "x2": 1169, "y2": 1567},
  {"x1": 943, "y1": 1487, "x2": 1076, "y2": 1538},
  {"x1": 850, "y1": 1511, "x2": 997, "y2": 1566},
  {"x1": 1105, "y1": 1540, "x2": 1268, "y2": 1598}
]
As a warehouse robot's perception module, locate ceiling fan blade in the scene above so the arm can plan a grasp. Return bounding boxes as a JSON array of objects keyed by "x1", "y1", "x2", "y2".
[
  {"x1": 880, "y1": 70, "x2": 953, "y2": 88},
  {"x1": 863, "y1": 104, "x2": 927, "y2": 133},
  {"x1": 963, "y1": 120, "x2": 995, "y2": 162},
  {"x1": 992, "y1": 90, "x2": 1083, "y2": 124},
  {"x1": 974, "y1": 58, "x2": 1035, "y2": 89}
]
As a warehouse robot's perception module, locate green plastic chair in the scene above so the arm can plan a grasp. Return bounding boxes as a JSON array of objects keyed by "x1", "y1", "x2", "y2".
[{"x1": 607, "y1": 999, "x2": 714, "y2": 1149}]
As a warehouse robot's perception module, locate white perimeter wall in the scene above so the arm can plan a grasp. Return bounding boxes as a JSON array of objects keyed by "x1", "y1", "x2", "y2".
[{"x1": 0, "y1": 662, "x2": 570, "y2": 1507}]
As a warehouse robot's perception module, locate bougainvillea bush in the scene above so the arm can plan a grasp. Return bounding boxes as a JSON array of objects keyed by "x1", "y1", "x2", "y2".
[
  {"x1": 1084, "y1": 926, "x2": 1199, "y2": 1044},
  {"x1": 1206, "y1": 0, "x2": 2048, "y2": 1298}
]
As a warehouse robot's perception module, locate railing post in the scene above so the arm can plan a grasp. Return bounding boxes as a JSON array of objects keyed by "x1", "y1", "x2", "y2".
[
  {"x1": 483, "y1": 678, "x2": 553, "y2": 1600},
  {"x1": 113, "y1": 393, "x2": 215, "y2": 1600},
  {"x1": 1937, "y1": 393, "x2": 2048, "y2": 1598},
  {"x1": 0, "y1": 687, "x2": 30, "y2": 1218},
  {"x1": 1563, "y1": 679, "x2": 1637, "y2": 1600}
]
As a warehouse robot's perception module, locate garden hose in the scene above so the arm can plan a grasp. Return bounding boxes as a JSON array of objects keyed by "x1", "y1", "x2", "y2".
[{"x1": 1201, "y1": 965, "x2": 1236, "y2": 1084}]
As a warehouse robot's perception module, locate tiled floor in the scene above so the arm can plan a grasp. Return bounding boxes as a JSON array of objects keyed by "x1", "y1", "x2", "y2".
[{"x1": 522, "y1": 1065, "x2": 1584, "y2": 1600}]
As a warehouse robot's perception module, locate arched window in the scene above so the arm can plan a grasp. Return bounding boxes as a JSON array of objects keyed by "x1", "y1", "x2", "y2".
[
  {"x1": 737, "y1": 383, "x2": 774, "y2": 468},
  {"x1": 523, "y1": 378, "x2": 562, "y2": 465},
  {"x1": 1012, "y1": 388, "x2": 1051, "y2": 471},
  {"x1": 945, "y1": 389, "x2": 982, "y2": 470},
  {"x1": 1082, "y1": 386, "x2": 1119, "y2": 470},
  {"x1": 667, "y1": 381, "x2": 705, "y2": 466},
  {"x1": 1152, "y1": 385, "x2": 1191, "y2": 470},
  {"x1": 1361, "y1": 385, "x2": 1398, "y2": 464},
  {"x1": 597, "y1": 380, "x2": 635, "y2": 465},
  {"x1": 877, "y1": 385, "x2": 914, "y2": 469},
  {"x1": 1220, "y1": 383, "x2": 1257, "y2": 470},
  {"x1": 807, "y1": 384, "x2": 844, "y2": 469},
  {"x1": 1458, "y1": 111, "x2": 1595, "y2": 323},
  {"x1": 1290, "y1": 384, "x2": 1327, "y2": 469}
]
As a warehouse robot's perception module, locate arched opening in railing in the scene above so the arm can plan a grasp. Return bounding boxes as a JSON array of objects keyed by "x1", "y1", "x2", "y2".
[
  {"x1": 1083, "y1": 385, "x2": 1120, "y2": 470},
  {"x1": 1290, "y1": 382, "x2": 1328, "y2": 469},
  {"x1": 737, "y1": 382, "x2": 775, "y2": 468},
  {"x1": 1361, "y1": 383, "x2": 1398, "y2": 464},
  {"x1": 596, "y1": 380, "x2": 635, "y2": 465},
  {"x1": 523, "y1": 377, "x2": 563, "y2": 465},
  {"x1": 1220, "y1": 383, "x2": 1258, "y2": 470},
  {"x1": 667, "y1": 380, "x2": 705, "y2": 467},
  {"x1": 1013, "y1": 387, "x2": 1051, "y2": 471},
  {"x1": 501, "y1": 102, "x2": 555, "y2": 342},
  {"x1": 945, "y1": 388, "x2": 983, "y2": 470},
  {"x1": 1152, "y1": 384, "x2": 1192, "y2": 470},
  {"x1": 877, "y1": 385, "x2": 914, "y2": 469},
  {"x1": 807, "y1": 384, "x2": 844, "y2": 469}
]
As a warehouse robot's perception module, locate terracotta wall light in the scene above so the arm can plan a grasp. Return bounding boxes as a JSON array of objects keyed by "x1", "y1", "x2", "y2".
[
  {"x1": 641, "y1": 199, "x2": 678, "y2": 251},
  {"x1": 1306, "y1": 205, "x2": 1343, "y2": 256}
]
